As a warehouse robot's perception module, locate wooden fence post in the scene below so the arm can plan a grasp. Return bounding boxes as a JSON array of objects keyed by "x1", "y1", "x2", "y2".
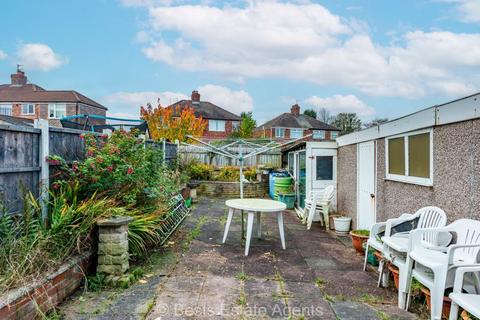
[
  {"x1": 35, "y1": 119, "x2": 49, "y2": 224},
  {"x1": 162, "y1": 138, "x2": 166, "y2": 164}
]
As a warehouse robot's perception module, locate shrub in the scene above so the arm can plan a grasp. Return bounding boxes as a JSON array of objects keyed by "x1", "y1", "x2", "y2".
[
  {"x1": 244, "y1": 167, "x2": 257, "y2": 181},
  {"x1": 217, "y1": 166, "x2": 240, "y2": 182},
  {"x1": 0, "y1": 187, "x2": 119, "y2": 293},
  {"x1": 56, "y1": 130, "x2": 178, "y2": 210},
  {"x1": 189, "y1": 163, "x2": 214, "y2": 181}
]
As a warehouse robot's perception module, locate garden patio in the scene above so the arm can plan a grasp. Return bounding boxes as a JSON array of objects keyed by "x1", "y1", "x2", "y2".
[{"x1": 58, "y1": 197, "x2": 418, "y2": 319}]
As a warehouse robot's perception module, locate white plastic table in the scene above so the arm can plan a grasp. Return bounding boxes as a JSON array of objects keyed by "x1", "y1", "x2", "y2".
[{"x1": 222, "y1": 198, "x2": 287, "y2": 256}]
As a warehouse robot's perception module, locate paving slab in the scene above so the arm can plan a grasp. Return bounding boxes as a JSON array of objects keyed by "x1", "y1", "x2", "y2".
[
  {"x1": 331, "y1": 301, "x2": 380, "y2": 320},
  {"x1": 58, "y1": 198, "x2": 419, "y2": 320}
]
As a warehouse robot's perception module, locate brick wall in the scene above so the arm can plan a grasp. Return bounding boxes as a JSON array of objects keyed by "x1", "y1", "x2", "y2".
[
  {"x1": 0, "y1": 251, "x2": 93, "y2": 319},
  {"x1": 196, "y1": 180, "x2": 268, "y2": 198},
  {"x1": 202, "y1": 120, "x2": 234, "y2": 139},
  {"x1": 11, "y1": 103, "x2": 106, "y2": 128}
]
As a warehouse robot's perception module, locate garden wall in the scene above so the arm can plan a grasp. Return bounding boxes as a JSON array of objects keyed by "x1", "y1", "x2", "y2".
[
  {"x1": 195, "y1": 180, "x2": 268, "y2": 198},
  {"x1": 0, "y1": 251, "x2": 93, "y2": 319}
]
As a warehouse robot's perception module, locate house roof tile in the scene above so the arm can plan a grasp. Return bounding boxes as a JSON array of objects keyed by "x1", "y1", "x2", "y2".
[
  {"x1": 168, "y1": 100, "x2": 241, "y2": 121},
  {"x1": 257, "y1": 113, "x2": 339, "y2": 131},
  {"x1": 0, "y1": 83, "x2": 107, "y2": 110}
]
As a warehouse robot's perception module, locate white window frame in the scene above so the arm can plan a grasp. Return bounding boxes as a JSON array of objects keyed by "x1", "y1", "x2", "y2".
[
  {"x1": 0, "y1": 104, "x2": 12, "y2": 116},
  {"x1": 232, "y1": 121, "x2": 240, "y2": 130},
  {"x1": 331, "y1": 131, "x2": 338, "y2": 139},
  {"x1": 275, "y1": 127, "x2": 285, "y2": 138},
  {"x1": 313, "y1": 130, "x2": 325, "y2": 139},
  {"x1": 290, "y1": 128, "x2": 304, "y2": 139},
  {"x1": 21, "y1": 103, "x2": 35, "y2": 115},
  {"x1": 48, "y1": 103, "x2": 67, "y2": 119},
  {"x1": 385, "y1": 128, "x2": 433, "y2": 186},
  {"x1": 208, "y1": 119, "x2": 226, "y2": 132}
]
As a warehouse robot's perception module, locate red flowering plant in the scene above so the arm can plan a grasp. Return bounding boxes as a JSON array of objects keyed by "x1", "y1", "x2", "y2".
[{"x1": 58, "y1": 130, "x2": 178, "y2": 208}]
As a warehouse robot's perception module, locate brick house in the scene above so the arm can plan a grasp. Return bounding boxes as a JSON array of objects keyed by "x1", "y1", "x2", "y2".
[
  {"x1": 255, "y1": 104, "x2": 339, "y2": 141},
  {"x1": 0, "y1": 69, "x2": 107, "y2": 127},
  {"x1": 167, "y1": 90, "x2": 242, "y2": 140}
]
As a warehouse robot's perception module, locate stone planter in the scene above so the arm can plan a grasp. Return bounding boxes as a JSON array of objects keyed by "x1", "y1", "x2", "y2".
[{"x1": 97, "y1": 216, "x2": 132, "y2": 280}]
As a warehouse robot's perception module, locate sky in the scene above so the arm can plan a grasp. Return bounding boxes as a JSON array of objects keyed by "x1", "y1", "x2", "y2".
[{"x1": 0, "y1": 0, "x2": 479, "y2": 125}]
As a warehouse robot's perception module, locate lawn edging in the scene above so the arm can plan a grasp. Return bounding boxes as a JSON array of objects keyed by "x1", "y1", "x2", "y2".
[{"x1": 0, "y1": 250, "x2": 93, "y2": 319}]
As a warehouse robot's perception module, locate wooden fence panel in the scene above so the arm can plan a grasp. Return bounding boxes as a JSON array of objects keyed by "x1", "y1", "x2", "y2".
[
  {"x1": 0, "y1": 125, "x2": 178, "y2": 216},
  {"x1": 0, "y1": 125, "x2": 41, "y2": 214},
  {"x1": 178, "y1": 145, "x2": 281, "y2": 168},
  {"x1": 49, "y1": 127, "x2": 87, "y2": 163}
]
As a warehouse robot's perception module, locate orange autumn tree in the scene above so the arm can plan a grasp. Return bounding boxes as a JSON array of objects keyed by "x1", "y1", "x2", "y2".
[{"x1": 140, "y1": 101, "x2": 207, "y2": 142}]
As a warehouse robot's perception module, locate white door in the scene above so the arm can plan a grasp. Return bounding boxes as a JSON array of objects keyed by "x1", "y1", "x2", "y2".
[
  {"x1": 357, "y1": 141, "x2": 376, "y2": 229},
  {"x1": 307, "y1": 148, "x2": 337, "y2": 210}
]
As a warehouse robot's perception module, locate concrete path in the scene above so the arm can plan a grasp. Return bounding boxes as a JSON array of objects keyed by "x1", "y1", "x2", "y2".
[{"x1": 60, "y1": 198, "x2": 418, "y2": 319}]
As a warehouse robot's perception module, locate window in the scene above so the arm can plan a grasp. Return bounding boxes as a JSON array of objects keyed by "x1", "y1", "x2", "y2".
[
  {"x1": 290, "y1": 128, "x2": 304, "y2": 139},
  {"x1": 232, "y1": 121, "x2": 240, "y2": 130},
  {"x1": 288, "y1": 152, "x2": 294, "y2": 173},
  {"x1": 22, "y1": 103, "x2": 35, "y2": 115},
  {"x1": 316, "y1": 156, "x2": 333, "y2": 180},
  {"x1": 386, "y1": 129, "x2": 432, "y2": 186},
  {"x1": 48, "y1": 103, "x2": 67, "y2": 119},
  {"x1": 208, "y1": 119, "x2": 225, "y2": 132},
  {"x1": 331, "y1": 131, "x2": 338, "y2": 139},
  {"x1": 0, "y1": 104, "x2": 12, "y2": 116},
  {"x1": 313, "y1": 130, "x2": 325, "y2": 139},
  {"x1": 275, "y1": 127, "x2": 285, "y2": 138}
]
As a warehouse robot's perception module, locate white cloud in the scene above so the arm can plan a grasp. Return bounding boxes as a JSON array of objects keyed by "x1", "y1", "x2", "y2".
[
  {"x1": 103, "y1": 91, "x2": 188, "y2": 118},
  {"x1": 453, "y1": 0, "x2": 480, "y2": 23},
  {"x1": 17, "y1": 43, "x2": 67, "y2": 71},
  {"x1": 197, "y1": 84, "x2": 253, "y2": 114},
  {"x1": 103, "y1": 85, "x2": 253, "y2": 118},
  {"x1": 304, "y1": 94, "x2": 375, "y2": 116},
  {"x1": 136, "y1": 1, "x2": 480, "y2": 98},
  {"x1": 0, "y1": 50, "x2": 7, "y2": 60}
]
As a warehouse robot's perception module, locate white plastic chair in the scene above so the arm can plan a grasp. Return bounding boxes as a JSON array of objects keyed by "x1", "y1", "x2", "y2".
[
  {"x1": 304, "y1": 185, "x2": 335, "y2": 230},
  {"x1": 407, "y1": 219, "x2": 480, "y2": 320},
  {"x1": 381, "y1": 206, "x2": 447, "y2": 309},
  {"x1": 448, "y1": 266, "x2": 480, "y2": 320},
  {"x1": 363, "y1": 213, "x2": 413, "y2": 283}
]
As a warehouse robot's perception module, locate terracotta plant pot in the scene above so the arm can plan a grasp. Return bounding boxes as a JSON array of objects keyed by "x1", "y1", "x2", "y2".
[
  {"x1": 180, "y1": 186, "x2": 191, "y2": 200},
  {"x1": 349, "y1": 231, "x2": 369, "y2": 254},
  {"x1": 421, "y1": 287, "x2": 452, "y2": 319},
  {"x1": 461, "y1": 310, "x2": 474, "y2": 320},
  {"x1": 387, "y1": 264, "x2": 400, "y2": 290}
]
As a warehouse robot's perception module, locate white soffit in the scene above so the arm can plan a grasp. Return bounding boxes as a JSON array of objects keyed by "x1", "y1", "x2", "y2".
[{"x1": 337, "y1": 93, "x2": 480, "y2": 147}]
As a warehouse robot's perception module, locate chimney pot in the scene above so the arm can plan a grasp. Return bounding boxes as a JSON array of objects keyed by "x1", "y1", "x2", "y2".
[
  {"x1": 191, "y1": 90, "x2": 200, "y2": 102},
  {"x1": 291, "y1": 104, "x2": 300, "y2": 116},
  {"x1": 11, "y1": 70, "x2": 27, "y2": 85}
]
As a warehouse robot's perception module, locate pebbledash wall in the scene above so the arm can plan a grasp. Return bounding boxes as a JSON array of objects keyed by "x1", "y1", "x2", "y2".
[{"x1": 337, "y1": 93, "x2": 480, "y2": 229}]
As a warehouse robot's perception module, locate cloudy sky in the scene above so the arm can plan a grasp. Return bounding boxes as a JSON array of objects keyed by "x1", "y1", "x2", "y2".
[{"x1": 0, "y1": 0, "x2": 479, "y2": 124}]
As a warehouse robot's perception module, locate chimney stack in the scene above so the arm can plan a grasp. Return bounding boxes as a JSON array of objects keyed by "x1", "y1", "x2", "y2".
[
  {"x1": 191, "y1": 90, "x2": 200, "y2": 103},
  {"x1": 291, "y1": 104, "x2": 300, "y2": 116},
  {"x1": 11, "y1": 68, "x2": 27, "y2": 86}
]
